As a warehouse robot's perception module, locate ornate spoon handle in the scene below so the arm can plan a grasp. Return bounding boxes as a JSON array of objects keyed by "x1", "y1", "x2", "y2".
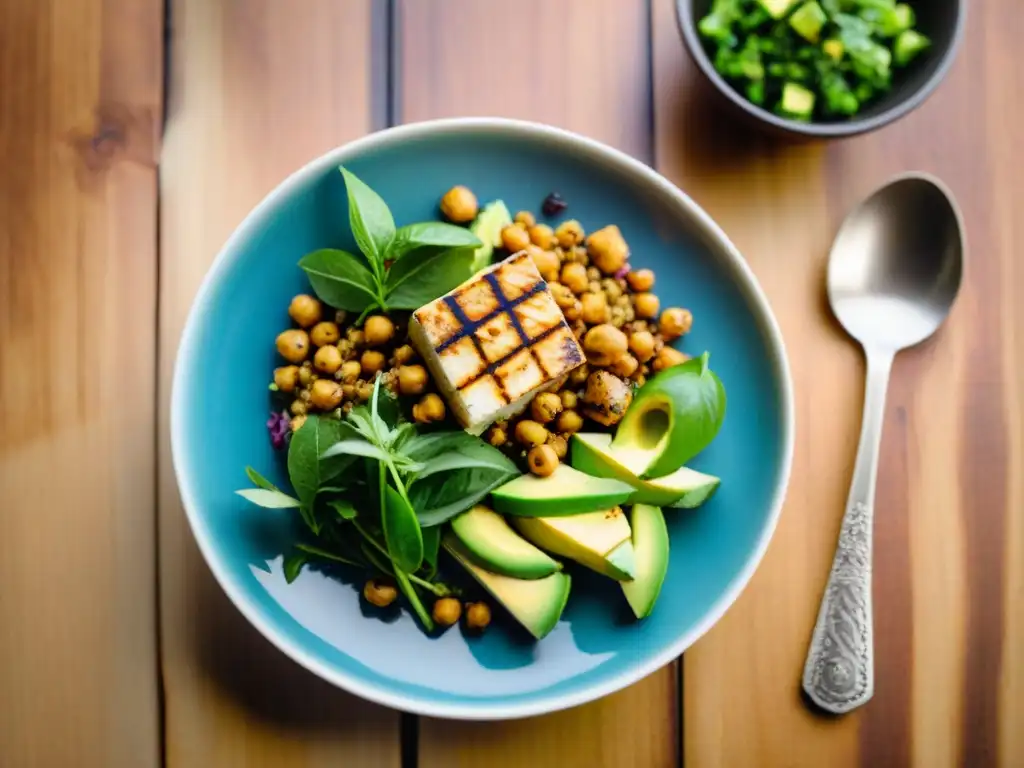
[{"x1": 802, "y1": 349, "x2": 893, "y2": 714}]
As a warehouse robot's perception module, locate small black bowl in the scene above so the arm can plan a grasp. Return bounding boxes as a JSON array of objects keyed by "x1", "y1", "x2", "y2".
[{"x1": 676, "y1": 0, "x2": 966, "y2": 139}]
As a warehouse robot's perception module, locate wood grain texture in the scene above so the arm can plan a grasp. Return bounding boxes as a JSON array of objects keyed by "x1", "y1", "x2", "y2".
[
  {"x1": 158, "y1": 2, "x2": 400, "y2": 766},
  {"x1": 398, "y1": 2, "x2": 676, "y2": 766},
  {"x1": 652, "y1": 0, "x2": 1024, "y2": 765},
  {"x1": 0, "y1": 0, "x2": 162, "y2": 765}
]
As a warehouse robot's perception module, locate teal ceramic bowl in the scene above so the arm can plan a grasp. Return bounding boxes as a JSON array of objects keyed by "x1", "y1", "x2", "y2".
[{"x1": 171, "y1": 118, "x2": 794, "y2": 720}]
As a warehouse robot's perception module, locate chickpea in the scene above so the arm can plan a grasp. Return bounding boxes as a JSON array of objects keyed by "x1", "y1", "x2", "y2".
[
  {"x1": 309, "y1": 379, "x2": 342, "y2": 410},
  {"x1": 288, "y1": 294, "x2": 322, "y2": 328},
  {"x1": 610, "y1": 353, "x2": 639, "y2": 379},
  {"x1": 659, "y1": 308, "x2": 693, "y2": 340},
  {"x1": 527, "y1": 245, "x2": 560, "y2": 282},
  {"x1": 560, "y1": 262, "x2": 589, "y2": 294},
  {"x1": 299, "y1": 362, "x2": 314, "y2": 386},
  {"x1": 433, "y1": 597, "x2": 462, "y2": 627},
  {"x1": 626, "y1": 268, "x2": 655, "y2": 292},
  {"x1": 587, "y1": 225, "x2": 629, "y2": 274},
  {"x1": 501, "y1": 224, "x2": 531, "y2": 253},
  {"x1": 334, "y1": 309, "x2": 348, "y2": 326},
  {"x1": 582, "y1": 370, "x2": 633, "y2": 427},
  {"x1": 586, "y1": 266, "x2": 601, "y2": 281},
  {"x1": 274, "y1": 365, "x2": 300, "y2": 392},
  {"x1": 392, "y1": 344, "x2": 416, "y2": 365},
  {"x1": 547, "y1": 433, "x2": 569, "y2": 460},
  {"x1": 549, "y1": 282, "x2": 576, "y2": 310},
  {"x1": 581, "y1": 293, "x2": 610, "y2": 325},
  {"x1": 514, "y1": 210, "x2": 536, "y2": 228},
  {"x1": 560, "y1": 390, "x2": 578, "y2": 410},
  {"x1": 464, "y1": 602, "x2": 492, "y2": 632},
  {"x1": 528, "y1": 444, "x2": 560, "y2": 477},
  {"x1": 398, "y1": 364, "x2": 428, "y2": 395},
  {"x1": 555, "y1": 409, "x2": 584, "y2": 434},
  {"x1": 588, "y1": 280, "x2": 602, "y2": 295},
  {"x1": 346, "y1": 327, "x2": 365, "y2": 346},
  {"x1": 340, "y1": 360, "x2": 362, "y2": 384},
  {"x1": 633, "y1": 292, "x2": 660, "y2": 319},
  {"x1": 440, "y1": 185, "x2": 478, "y2": 223},
  {"x1": 652, "y1": 345, "x2": 690, "y2": 372},
  {"x1": 361, "y1": 350, "x2": 386, "y2": 377},
  {"x1": 530, "y1": 392, "x2": 563, "y2": 423},
  {"x1": 583, "y1": 324, "x2": 629, "y2": 367},
  {"x1": 290, "y1": 399, "x2": 308, "y2": 416},
  {"x1": 342, "y1": 383, "x2": 357, "y2": 400},
  {"x1": 290, "y1": 414, "x2": 307, "y2": 432},
  {"x1": 486, "y1": 425, "x2": 507, "y2": 447},
  {"x1": 364, "y1": 315, "x2": 395, "y2": 347},
  {"x1": 314, "y1": 344, "x2": 343, "y2": 375},
  {"x1": 413, "y1": 393, "x2": 446, "y2": 423},
  {"x1": 628, "y1": 330, "x2": 656, "y2": 362},
  {"x1": 310, "y1": 321, "x2": 341, "y2": 347},
  {"x1": 276, "y1": 329, "x2": 310, "y2": 363},
  {"x1": 555, "y1": 219, "x2": 585, "y2": 249},
  {"x1": 337, "y1": 339, "x2": 356, "y2": 360},
  {"x1": 364, "y1": 579, "x2": 398, "y2": 608},
  {"x1": 602, "y1": 278, "x2": 624, "y2": 301},
  {"x1": 569, "y1": 363, "x2": 590, "y2": 386},
  {"x1": 514, "y1": 419, "x2": 548, "y2": 447},
  {"x1": 528, "y1": 223, "x2": 557, "y2": 250}
]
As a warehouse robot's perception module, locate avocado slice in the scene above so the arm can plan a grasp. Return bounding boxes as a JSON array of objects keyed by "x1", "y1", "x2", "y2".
[
  {"x1": 490, "y1": 463, "x2": 634, "y2": 517},
  {"x1": 610, "y1": 353, "x2": 726, "y2": 479},
  {"x1": 756, "y1": 0, "x2": 797, "y2": 19},
  {"x1": 443, "y1": 534, "x2": 571, "y2": 640},
  {"x1": 621, "y1": 504, "x2": 670, "y2": 619},
  {"x1": 469, "y1": 200, "x2": 512, "y2": 273},
  {"x1": 571, "y1": 433, "x2": 721, "y2": 508},
  {"x1": 450, "y1": 505, "x2": 562, "y2": 579},
  {"x1": 789, "y1": 1, "x2": 826, "y2": 43},
  {"x1": 779, "y1": 82, "x2": 815, "y2": 120},
  {"x1": 512, "y1": 507, "x2": 636, "y2": 581}
]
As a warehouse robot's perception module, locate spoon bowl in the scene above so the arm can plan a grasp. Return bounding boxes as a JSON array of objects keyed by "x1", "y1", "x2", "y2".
[
  {"x1": 803, "y1": 172, "x2": 964, "y2": 715},
  {"x1": 827, "y1": 174, "x2": 965, "y2": 351}
]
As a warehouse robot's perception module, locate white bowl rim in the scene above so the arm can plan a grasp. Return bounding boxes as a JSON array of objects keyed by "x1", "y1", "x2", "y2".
[{"x1": 170, "y1": 116, "x2": 796, "y2": 721}]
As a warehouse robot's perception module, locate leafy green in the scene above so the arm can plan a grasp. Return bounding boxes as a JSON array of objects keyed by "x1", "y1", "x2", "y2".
[
  {"x1": 235, "y1": 488, "x2": 302, "y2": 508},
  {"x1": 340, "y1": 167, "x2": 395, "y2": 273},
  {"x1": 245, "y1": 466, "x2": 280, "y2": 491},
  {"x1": 299, "y1": 168, "x2": 481, "y2": 320},
  {"x1": 299, "y1": 249, "x2": 380, "y2": 311},
  {"x1": 283, "y1": 552, "x2": 308, "y2": 584},
  {"x1": 382, "y1": 484, "x2": 424, "y2": 573},
  {"x1": 295, "y1": 542, "x2": 364, "y2": 568},
  {"x1": 409, "y1": 466, "x2": 518, "y2": 527},
  {"x1": 384, "y1": 246, "x2": 477, "y2": 310},
  {"x1": 328, "y1": 499, "x2": 358, "y2": 520},
  {"x1": 287, "y1": 416, "x2": 349, "y2": 510}
]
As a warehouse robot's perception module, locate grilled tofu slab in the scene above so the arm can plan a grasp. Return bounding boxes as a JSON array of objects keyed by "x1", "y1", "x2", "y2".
[{"x1": 408, "y1": 252, "x2": 585, "y2": 433}]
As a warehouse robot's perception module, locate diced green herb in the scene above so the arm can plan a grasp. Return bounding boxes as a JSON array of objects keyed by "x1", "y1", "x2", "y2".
[
  {"x1": 894, "y1": 29, "x2": 930, "y2": 66},
  {"x1": 790, "y1": 2, "x2": 827, "y2": 43}
]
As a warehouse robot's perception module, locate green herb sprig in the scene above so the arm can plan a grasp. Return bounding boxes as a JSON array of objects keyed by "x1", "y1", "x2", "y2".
[
  {"x1": 236, "y1": 379, "x2": 519, "y2": 632},
  {"x1": 299, "y1": 167, "x2": 483, "y2": 322}
]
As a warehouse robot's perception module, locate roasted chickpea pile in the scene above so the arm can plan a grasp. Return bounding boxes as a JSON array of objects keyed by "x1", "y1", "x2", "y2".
[
  {"x1": 271, "y1": 298, "x2": 443, "y2": 433},
  {"x1": 487, "y1": 207, "x2": 695, "y2": 475}
]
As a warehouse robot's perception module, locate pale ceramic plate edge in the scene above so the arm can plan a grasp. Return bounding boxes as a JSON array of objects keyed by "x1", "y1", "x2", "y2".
[{"x1": 169, "y1": 117, "x2": 797, "y2": 721}]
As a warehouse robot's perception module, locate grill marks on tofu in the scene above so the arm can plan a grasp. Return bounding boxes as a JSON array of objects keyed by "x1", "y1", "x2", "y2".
[{"x1": 408, "y1": 252, "x2": 585, "y2": 431}]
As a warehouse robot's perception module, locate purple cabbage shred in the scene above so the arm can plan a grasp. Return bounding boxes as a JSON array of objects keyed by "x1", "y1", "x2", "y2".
[{"x1": 267, "y1": 411, "x2": 291, "y2": 450}]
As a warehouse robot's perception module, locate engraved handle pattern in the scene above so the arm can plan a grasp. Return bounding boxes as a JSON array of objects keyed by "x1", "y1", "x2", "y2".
[{"x1": 801, "y1": 499, "x2": 874, "y2": 713}]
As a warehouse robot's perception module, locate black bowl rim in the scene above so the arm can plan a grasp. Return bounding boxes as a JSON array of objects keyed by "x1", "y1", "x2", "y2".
[{"x1": 675, "y1": 0, "x2": 967, "y2": 138}]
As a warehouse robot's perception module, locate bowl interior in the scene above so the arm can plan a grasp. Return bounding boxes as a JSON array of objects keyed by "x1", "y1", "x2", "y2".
[
  {"x1": 172, "y1": 123, "x2": 792, "y2": 718},
  {"x1": 682, "y1": 0, "x2": 962, "y2": 131}
]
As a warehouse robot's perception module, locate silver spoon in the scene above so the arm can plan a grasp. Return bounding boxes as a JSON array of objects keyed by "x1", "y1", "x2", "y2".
[{"x1": 802, "y1": 173, "x2": 965, "y2": 714}]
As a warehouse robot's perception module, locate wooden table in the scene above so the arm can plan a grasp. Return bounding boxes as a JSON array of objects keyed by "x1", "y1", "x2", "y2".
[{"x1": 2, "y1": 1, "x2": 1021, "y2": 765}]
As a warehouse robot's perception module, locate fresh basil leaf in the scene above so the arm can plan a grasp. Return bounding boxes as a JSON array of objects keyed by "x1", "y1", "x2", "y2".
[
  {"x1": 421, "y1": 525, "x2": 441, "y2": 577},
  {"x1": 384, "y1": 246, "x2": 476, "y2": 309},
  {"x1": 345, "y1": 407, "x2": 377, "y2": 442},
  {"x1": 414, "y1": 450, "x2": 516, "y2": 480},
  {"x1": 388, "y1": 222, "x2": 482, "y2": 262},
  {"x1": 400, "y1": 430, "x2": 488, "y2": 462},
  {"x1": 320, "y1": 438, "x2": 390, "y2": 462},
  {"x1": 295, "y1": 542, "x2": 364, "y2": 568},
  {"x1": 329, "y1": 498, "x2": 358, "y2": 520},
  {"x1": 410, "y1": 467, "x2": 519, "y2": 527},
  {"x1": 340, "y1": 166, "x2": 395, "y2": 269},
  {"x1": 245, "y1": 466, "x2": 279, "y2": 491},
  {"x1": 283, "y1": 552, "x2": 307, "y2": 584},
  {"x1": 382, "y1": 484, "x2": 424, "y2": 573},
  {"x1": 299, "y1": 249, "x2": 379, "y2": 311},
  {"x1": 235, "y1": 488, "x2": 302, "y2": 509},
  {"x1": 287, "y1": 415, "x2": 350, "y2": 526}
]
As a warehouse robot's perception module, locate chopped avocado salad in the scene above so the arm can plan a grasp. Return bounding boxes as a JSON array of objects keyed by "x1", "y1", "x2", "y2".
[
  {"x1": 698, "y1": 0, "x2": 931, "y2": 120},
  {"x1": 236, "y1": 167, "x2": 726, "y2": 640}
]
